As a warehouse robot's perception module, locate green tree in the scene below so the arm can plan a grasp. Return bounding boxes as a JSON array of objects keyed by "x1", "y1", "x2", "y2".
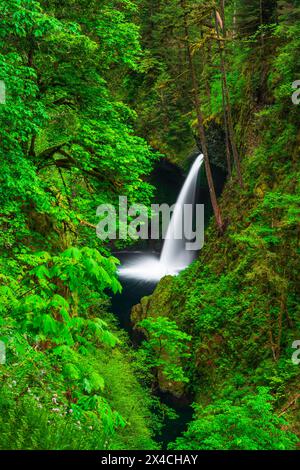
[
  {"x1": 169, "y1": 388, "x2": 298, "y2": 450},
  {"x1": 139, "y1": 316, "x2": 191, "y2": 383},
  {"x1": 0, "y1": 0, "x2": 158, "y2": 450}
]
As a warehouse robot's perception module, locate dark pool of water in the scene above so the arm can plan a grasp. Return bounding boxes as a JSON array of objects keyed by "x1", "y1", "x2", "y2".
[
  {"x1": 110, "y1": 251, "x2": 159, "y2": 332},
  {"x1": 156, "y1": 391, "x2": 194, "y2": 447}
]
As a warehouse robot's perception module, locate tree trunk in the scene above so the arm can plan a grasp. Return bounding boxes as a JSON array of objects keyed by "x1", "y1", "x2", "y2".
[
  {"x1": 259, "y1": 0, "x2": 265, "y2": 49},
  {"x1": 180, "y1": 0, "x2": 223, "y2": 232},
  {"x1": 214, "y1": 6, "x2": 243, "y2": 187},
  {"x1": 219, "y1": 1, "x2": 232, "y2": 176},
  {"x1": 221, "y1": 79, "x2": 232, "y2": 177}
]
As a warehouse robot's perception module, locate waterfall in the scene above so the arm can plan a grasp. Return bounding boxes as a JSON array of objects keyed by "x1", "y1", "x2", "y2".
[
  {"x1": 160, "y1": 154, "x2": 204, "y2": 272},
  {"x1": 118, "y1": 155, "x2": 204, "y2": 281}
]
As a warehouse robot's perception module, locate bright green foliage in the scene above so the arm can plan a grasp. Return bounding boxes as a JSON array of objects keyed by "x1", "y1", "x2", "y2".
[
  {"x1": 169, "y1": 388, "x2": 297, "y2": 450},
  {"x1": 139, "y1": 317, "x2": 191, "y2": 383},
  {"x1": 0, "y1": 243, "x2": 157, "y2": 449},
  {"x1": 0, "y1": 0, "x2": 300, "y2": 452},
  {"x1": 0, "y1": 0, "x2": 158, "y2": 450},
  {"x1": 0, "y1": 336, "x2": 157, "y2": 450},
  {"x1": 0, "y1": 0, "x2": 157, "y2": 258}
]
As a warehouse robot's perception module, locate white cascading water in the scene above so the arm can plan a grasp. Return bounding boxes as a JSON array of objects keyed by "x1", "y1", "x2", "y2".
[
  {"x1": 160, "y1": 154, "x2": 204, "y2": 270},
  {"x1": 118, "y1": 154, "x2": 204, "y2": 281}
]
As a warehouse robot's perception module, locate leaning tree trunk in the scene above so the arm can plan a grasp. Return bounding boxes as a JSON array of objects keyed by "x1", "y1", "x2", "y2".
[
  {"x1": 221, "y1": 79, "x2": 232, "y2": 177},
  {"x1": 180, "y1": 0, "x2": 223, "y2": 232}
]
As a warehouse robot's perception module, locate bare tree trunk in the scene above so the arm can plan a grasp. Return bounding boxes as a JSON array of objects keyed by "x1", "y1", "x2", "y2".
[
  {"x1": 181, "y1": 0, "x2": 223, "y2": 232},
  {"x1": 259, "y1": 0, "x2": 265, "y2": 49},
  {"x1": 216, "y1": 1, "x2": 231, "y2": 176},
  {"x1": 221, "y1": 80, "x2": 232, "y2": 176},
  {"x1": 259, "y1": 0, "x2": 267, "y2": 99},
  {"x1": 214, "y1": 6, "x2": 243, "y2": 187},
  {"x1": 203, "y1": 33, "x2": 212, "y2": 113},
  {"x1": 219, "y1": 1, "x2": 231, "y2": 176},
  {"x1": 220, "y1": 0, "x2": 226, "y2": 27},
  {"x1": 232, "y1": 0, "x2": 237, "y2": 37}
]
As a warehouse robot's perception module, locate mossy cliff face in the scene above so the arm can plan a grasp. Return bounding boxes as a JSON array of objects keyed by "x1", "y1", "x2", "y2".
[{"x1": 131, "y1": 276, "x2": 174, "y2": 325}]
